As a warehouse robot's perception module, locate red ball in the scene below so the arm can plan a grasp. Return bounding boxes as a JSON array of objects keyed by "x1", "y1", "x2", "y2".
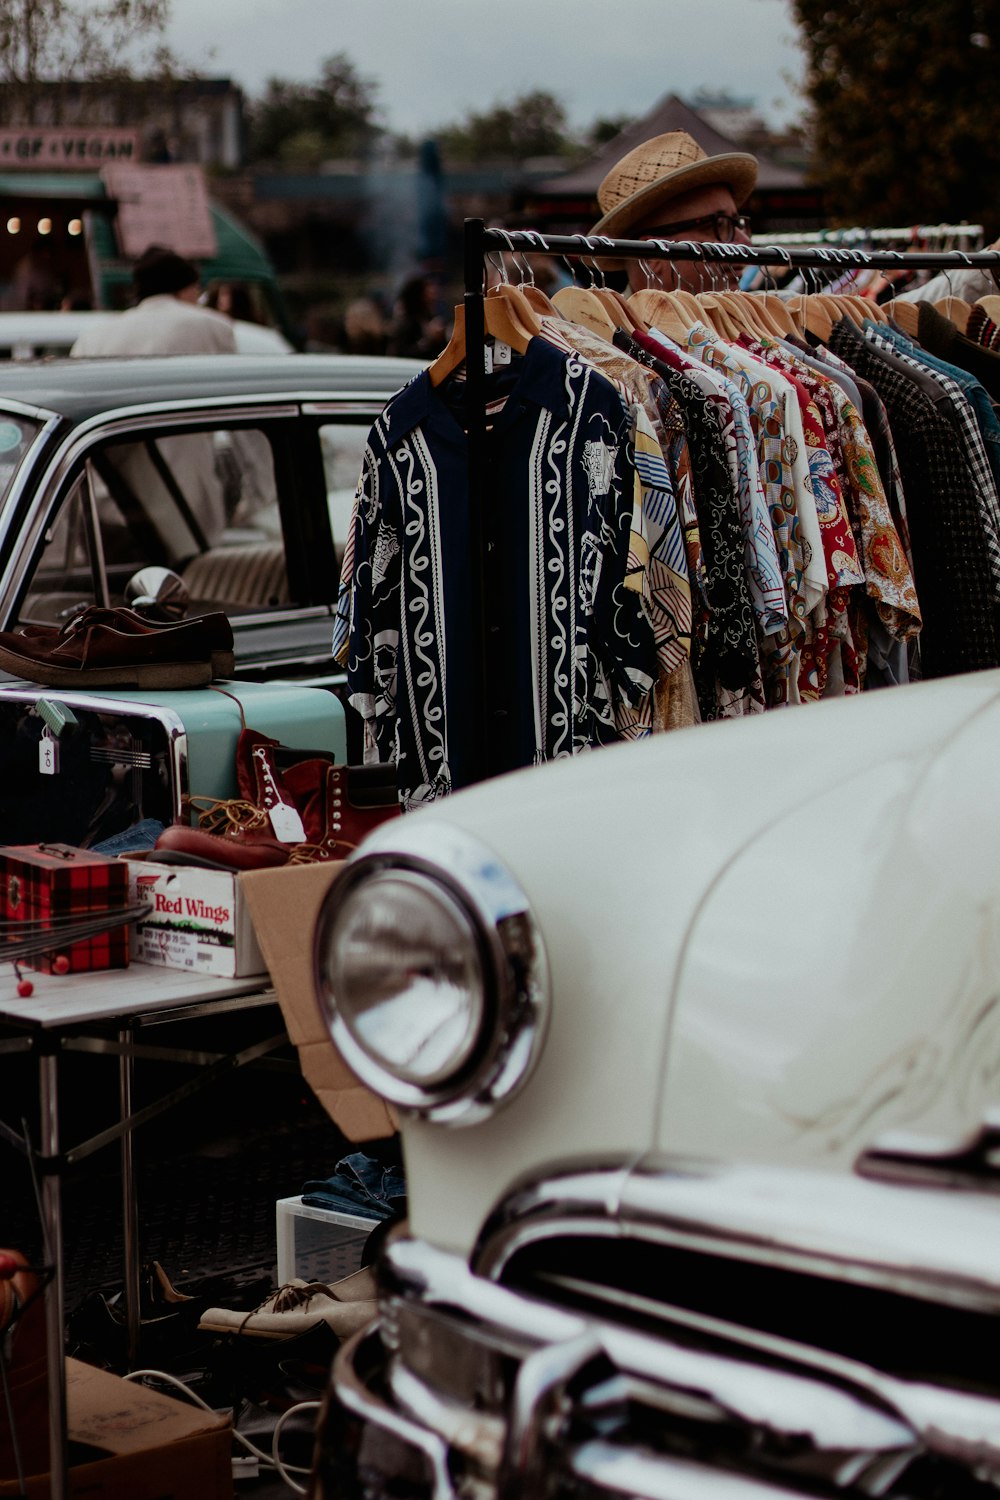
[
  {"x1": 17, "y1": 978, "x2": 33, "y2": 998},
  {"x1": 52, "y1": 954, "x2": 70, "y2": 975}
]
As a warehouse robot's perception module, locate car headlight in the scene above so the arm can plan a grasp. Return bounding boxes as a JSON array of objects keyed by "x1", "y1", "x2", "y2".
[{"x1": 314, "y1": 824, "x2": 549, "y2": 1125}]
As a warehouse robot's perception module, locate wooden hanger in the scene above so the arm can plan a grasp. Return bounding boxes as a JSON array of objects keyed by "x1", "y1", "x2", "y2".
[
  {"x1": 884, "y1": 298, "x2": 921, "y2": 337},
  {"x1": 861, "y1": 296, "x2": 889, "y2": 324},
  {"x1": 974, "y1": 294, "x2": 1000, "y2": 322},
  {"x1": 628, "y1": 287, "x2": 697, "y2": 344},
  {"x1": 754, "y1": 291, "x2": 801, "y2": 337},
  {"x1": 785, "y1": 295, "x2": 835, "y2": 343},
  {"x1": 696, "y1": 292, "x2": 750, "y2": 342},
  {"x1": 935, "y1": 296, "x2": 971, "y2": 332},
  {"x1": 824, "y1": 294, "x2": 868, "y2": 327},
  {"x1": 427, "y1": 296, "x2": 534, "y2": 388},
  {"x1": 722, "y1": 290, "x2": 781, "y2": 338},
  {"x1": 489, "y1": 282, "x2": 543, "y2": 336},
  {"x1": 520, "y1": 283, "x2": 558, "y2": 319},
  {"x1": 552, "y1": 285, "x2": 619, "y2": 340},
  {"x1": 596, "y1": 286, "x2": 648, "y2": 333}
]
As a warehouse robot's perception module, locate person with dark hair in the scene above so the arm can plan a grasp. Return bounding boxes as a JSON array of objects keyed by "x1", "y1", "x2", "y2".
[
  {"x1": 70, "y1": 245, "x2": 237, "y2": 356},
  {"x1": 385, "y1": 274, "x2": 446, "y2": 359}
]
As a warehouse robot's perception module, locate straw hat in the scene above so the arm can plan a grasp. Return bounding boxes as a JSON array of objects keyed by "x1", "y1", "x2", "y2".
[{"x1": 590, "y1": 130, "x2": 758, "y2": 243}]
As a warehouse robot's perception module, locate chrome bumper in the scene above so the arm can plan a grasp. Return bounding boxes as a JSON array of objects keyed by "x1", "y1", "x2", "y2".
[{"x1": 310, "y1": 1237, "x2": 1000, "y2": 1500}]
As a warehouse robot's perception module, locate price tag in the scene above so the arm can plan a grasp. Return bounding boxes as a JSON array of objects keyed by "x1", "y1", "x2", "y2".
[
  {"x1": 38, "y1": 729, "x2": 59, "y2": 776},
  {"x1": 492, "y1": 340, "x2": 512, "y2": 366},
  {"x1": 269, "y1": 801, "x2": 306, "y2": 843}
]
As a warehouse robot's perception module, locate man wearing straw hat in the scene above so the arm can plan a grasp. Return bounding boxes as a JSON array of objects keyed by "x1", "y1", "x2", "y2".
[{"x1": 590, "y1": 130, "x2": 758, "y2": 291}]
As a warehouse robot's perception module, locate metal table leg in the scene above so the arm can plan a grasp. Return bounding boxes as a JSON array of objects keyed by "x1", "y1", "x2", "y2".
[
  {"x1": 119, "y1": 1023, "x2": 141, "y2": 1370},
  {"x1": 38, "y1": 1045, "x2": 67, "y2": 1500}
]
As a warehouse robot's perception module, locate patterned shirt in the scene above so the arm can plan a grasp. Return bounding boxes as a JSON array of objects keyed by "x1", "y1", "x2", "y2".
[
  {"x1": 641, "y1": 328, "x2": 788, "y2": 638},
  {"x1": 619, "y1": 328, "x2": 763, "y2": 719},
  {"x1": 537, "y1": 317, "x2": 693, "y2": 680},
  {"x1": 335, "y1": 339, "x2": 658, "y2": 806},
  {"x1": 829, "y1": 318, "x2": 1000, "y2": 677}
]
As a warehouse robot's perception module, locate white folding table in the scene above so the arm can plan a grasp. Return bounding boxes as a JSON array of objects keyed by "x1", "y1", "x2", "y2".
[{"x1": 0, "y1": 963, "x2": 283, "y2": 1500}]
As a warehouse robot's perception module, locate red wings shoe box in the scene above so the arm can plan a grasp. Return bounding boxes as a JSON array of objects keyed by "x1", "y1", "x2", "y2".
[{"x1": 0, "y1": 843, "x2": 130, "y2": 973}]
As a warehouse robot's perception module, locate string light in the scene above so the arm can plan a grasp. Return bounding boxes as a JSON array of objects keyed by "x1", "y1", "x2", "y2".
[
  {"x1": 37, "y1": 218, "x2": 52, "y2": 235},
  {"x1": 68, "y1": 218, "x2": 82, "y2": 236},
  {"x1": 6, "y1": 217, "x2": 20, "y2": 235}
]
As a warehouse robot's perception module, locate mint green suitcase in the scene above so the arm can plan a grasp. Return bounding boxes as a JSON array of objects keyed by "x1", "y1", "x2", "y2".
[{"x1": 0, "y1": 678, "x2": 346, "y2": 847}]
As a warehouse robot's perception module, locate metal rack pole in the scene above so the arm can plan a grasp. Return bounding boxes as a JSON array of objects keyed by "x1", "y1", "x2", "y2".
[
  {"x1": 478, "y1": 226, "x2": 1000, "y2": 276},
  {"x1": 464, "y1": 218, "x2": 490, "y2": 784}
]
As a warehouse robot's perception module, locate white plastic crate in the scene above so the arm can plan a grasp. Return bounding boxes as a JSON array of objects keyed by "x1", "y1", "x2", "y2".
[{"x1": 275, "y1": 1197, "x2": 380, "y2": 1286}]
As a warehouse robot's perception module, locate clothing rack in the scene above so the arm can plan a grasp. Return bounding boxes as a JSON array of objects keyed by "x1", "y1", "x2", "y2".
[
  {"x1": 460, "y1": 217, "x2": 1000, "y2": 783},
  {"x1": 753, "y1": 224, "x2": 985, "y2": 247}
]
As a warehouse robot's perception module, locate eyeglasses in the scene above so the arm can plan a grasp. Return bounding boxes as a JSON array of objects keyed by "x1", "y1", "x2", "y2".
[{"x1": 641, "y1": 212, "x2": 752, "y2": 244}]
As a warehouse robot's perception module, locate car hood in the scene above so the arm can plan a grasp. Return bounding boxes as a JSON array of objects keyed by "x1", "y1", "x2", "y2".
[
  {"x1": 357, "y1": 670, "x2": 1000, "y2": 1255},
  {"x1": 662, "y1": 676, "x2": 1000, "y2": 1173}
]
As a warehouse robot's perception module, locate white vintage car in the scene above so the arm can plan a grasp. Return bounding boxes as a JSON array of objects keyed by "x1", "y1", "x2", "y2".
[{"x1": 308, "y1": 670, "x2": 1000, "y2": 1499}]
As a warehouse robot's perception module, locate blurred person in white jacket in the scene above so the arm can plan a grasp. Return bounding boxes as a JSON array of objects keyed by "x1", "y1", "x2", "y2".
[{"x1": 71, "y1": 246, "x2": 236, "y2": 544}]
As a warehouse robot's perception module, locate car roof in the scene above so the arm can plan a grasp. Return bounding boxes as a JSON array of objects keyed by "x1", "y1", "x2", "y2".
[
  {"x1": 0, "y1": 352, "x2": 423, "y2": 422},
  {"x1": 0, "y1": 309, "x2": 295, "y2": 356}
]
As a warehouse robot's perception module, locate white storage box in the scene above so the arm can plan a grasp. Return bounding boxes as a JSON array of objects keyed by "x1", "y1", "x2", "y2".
[
  {"x1": 276, "y1": 1197, "x2": 379, "y2": 1285},
  {"x1": 126, "y1": 860, "x2": 267, "y2": 978}
]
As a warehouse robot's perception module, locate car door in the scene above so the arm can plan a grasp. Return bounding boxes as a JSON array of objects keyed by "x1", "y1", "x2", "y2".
[{"x1": 3, "y1": 397, "x2": 382, "y2": 689}]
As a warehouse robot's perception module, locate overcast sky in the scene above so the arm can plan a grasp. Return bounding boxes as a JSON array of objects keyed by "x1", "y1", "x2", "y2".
[{"x1": 164, "y1": 0, "x2": 804, "y2": 135}]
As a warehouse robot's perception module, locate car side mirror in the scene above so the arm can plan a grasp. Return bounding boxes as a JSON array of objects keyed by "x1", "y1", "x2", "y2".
[{"x1": 124, "y1": 566, "x2": 189, "y2": 621}]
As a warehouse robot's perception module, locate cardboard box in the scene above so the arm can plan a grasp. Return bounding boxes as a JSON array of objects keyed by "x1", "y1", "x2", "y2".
[
  {"x1": 242, "y1": 863, "x2": 397, "y2": 1141},
  {"x1": 0, "y1": 1356, "x2": 233, "y2": 1499},
  {"x1": 0, "y1": 843, "x2": 129, "y2": 973},
  {"x1": 126, "y1": 861, "x2": 266, "y2": 978}
]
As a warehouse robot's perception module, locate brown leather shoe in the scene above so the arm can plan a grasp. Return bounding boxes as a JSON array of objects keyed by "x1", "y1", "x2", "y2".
[
  {"x1": 0, "y1": 606, "x2": 234, "y2": 688},
  {"x1": 153, "y1": 822, "x2": 292, "y2": 870},
  {"x1": 152, "y1": 728, "x2": 304, "y2": 871},
  {"x1": 284, "y1": 760, "x2": 400, "y2": 863}
]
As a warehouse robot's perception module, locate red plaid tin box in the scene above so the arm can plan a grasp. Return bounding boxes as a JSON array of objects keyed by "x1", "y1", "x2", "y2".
[{"x1": 0, "y1": 843, "x2": 130, "y2": 973}]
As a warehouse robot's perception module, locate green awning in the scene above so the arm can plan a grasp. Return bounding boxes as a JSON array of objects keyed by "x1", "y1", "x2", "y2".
[{"x1": 0, "y1": 172, "x2": 109, "y2": 200}]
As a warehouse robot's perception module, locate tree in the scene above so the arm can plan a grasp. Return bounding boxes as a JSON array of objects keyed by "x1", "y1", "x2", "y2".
[
  {"x1": 791, "y1": 0, "x2": 1000, "y2": 228},
  {"x1": 245, "y1": 53, "x2": 382, "y2": 166},
  {"x1": 0, "y1": 1, "x2": 175, "y2": 121},
  {"x1": 586, "y1": 115, "x2": 636, "y2": 150},
  {"x1": 435, "y1": 90, "x2": 573, "y2": 163}
]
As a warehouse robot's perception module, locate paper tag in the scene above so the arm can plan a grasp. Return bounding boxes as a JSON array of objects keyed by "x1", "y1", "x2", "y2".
[
  {"x1": 38, "y1": 731, "x2": 59, "y2": 776},
  {"x1": 269, "y1": 801, "x2": 306, "y2": 842},
  {"x1": 482, "y1": 344, "x2": 494, "y2": 374},
  {"x1": 492, "y1": 340, "x2": 512, "y2": 366}
]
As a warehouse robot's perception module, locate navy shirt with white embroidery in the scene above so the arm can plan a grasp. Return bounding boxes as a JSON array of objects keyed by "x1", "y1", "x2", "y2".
[{"x1": 333, "y1": 337, "x2": 656, "y2": 808}]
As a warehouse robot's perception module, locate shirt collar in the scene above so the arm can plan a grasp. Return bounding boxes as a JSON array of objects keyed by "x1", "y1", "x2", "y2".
[{"x1": 381, "y1": 337, "x2": 574, "y2": 447}]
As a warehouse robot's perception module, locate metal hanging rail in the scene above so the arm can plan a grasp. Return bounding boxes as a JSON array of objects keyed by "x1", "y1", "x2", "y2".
[{"x1": 471, "y1": 223, "x2": 1000, "y2": 273}]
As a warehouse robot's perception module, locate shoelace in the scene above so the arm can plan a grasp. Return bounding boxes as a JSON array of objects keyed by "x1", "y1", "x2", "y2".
[
  {"x1": 186, "y1": 794, "x2": 271, "y2": 837},
  {"x1": 230, "y1": 1280, "x2": 341, "y2": 1336},
  {"x1": 266, "y1": 1281, "x2": 340, "y2": 1314},
  {"x1": 286, "y1": 840, "x2": 357, "y2": 866}
]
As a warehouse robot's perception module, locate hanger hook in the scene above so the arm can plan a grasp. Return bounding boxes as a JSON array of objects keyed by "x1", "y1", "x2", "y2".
[
  {"x1": 637, "y1": 256, "x2": 660, "y2": 291},
  {"x1": 500, "y1": 229, "x2": 534, "y2": 287},
  {"x1": 486, "y1": 248, "x2": 508, "y2": 289}
]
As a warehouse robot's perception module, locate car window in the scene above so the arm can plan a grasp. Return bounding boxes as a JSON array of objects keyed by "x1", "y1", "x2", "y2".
[
  {"x1": 0, "y1": 414, "x2": 43, "y2": 505},
  {"x1": 320, "y1": 423, "x2": 368, "y2": 563},
  {"x1": 17, "y1": 421, "x2": 296, "y2": 625}
]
